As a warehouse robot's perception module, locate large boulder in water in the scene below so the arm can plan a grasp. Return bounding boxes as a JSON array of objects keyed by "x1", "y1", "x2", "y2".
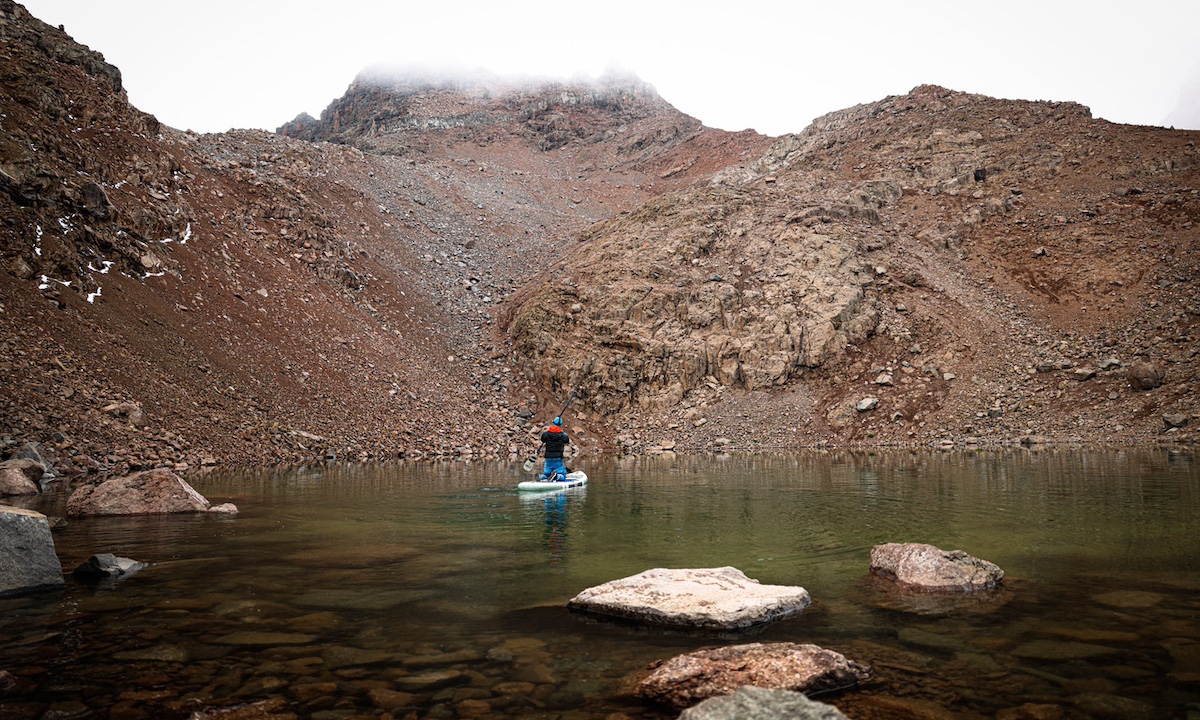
[
  {"x1": 679, "y1": 685, "x2": 851, "y2": 720},
  {"x1": 870, "y1": 542, "x2": 1003, "y2": 592},
  {"x1": 568, "y1": 566, "x2": 810, "y2": 630},
  {"x1": 638, "y1": 642, "x2": 870, "y2": 710},
  {"x1": 0, "y1": 506, "x2": 65, "y2": 597},
  {"x1": 66, "y1": 468, "x2": 212, "y2": 517}
]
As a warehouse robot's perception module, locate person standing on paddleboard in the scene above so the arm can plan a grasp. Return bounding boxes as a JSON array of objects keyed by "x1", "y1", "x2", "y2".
[{"x1": 540, "y1": 417, "x2": 570, "y2": 482}]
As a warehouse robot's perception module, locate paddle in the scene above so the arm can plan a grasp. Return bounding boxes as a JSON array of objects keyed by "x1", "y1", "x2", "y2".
[{"x1": 522, "y1": 388, "x2": 578, "y2": 472}]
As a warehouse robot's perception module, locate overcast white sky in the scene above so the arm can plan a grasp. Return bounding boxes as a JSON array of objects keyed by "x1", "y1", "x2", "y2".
[{"x1": 20, "y1": 1, "x2": 1200, "y2": 136}]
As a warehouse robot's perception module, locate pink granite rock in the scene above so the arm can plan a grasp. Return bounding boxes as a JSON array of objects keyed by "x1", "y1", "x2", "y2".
[
  {"x1": 67, "y1": 468, "x2": 212, "y2": 516},
  {"x1": 870, "y1": 542, "x2": 1003, "y2": 591},
  {"x1": 568, "y1": 566, "x2": 810, "y2": 630},
  {"x1": 638, "y1": 642, "x2": 870, "y2": 710}
]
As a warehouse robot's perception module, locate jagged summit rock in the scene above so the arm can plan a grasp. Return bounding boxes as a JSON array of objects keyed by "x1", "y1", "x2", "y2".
[{"x1": 279, "y1": 64, "x2": 693, "y2": 156}]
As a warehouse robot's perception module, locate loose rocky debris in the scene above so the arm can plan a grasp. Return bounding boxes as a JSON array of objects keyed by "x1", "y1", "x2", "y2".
[
  {"x1": 869, "y1": 542, "x2": 1004, "y2": 591},
  {"x1": 0, "y1": 505, "x2": 64, "y2": 597},
  {"x1": 636, "y1": 642, "x2": 870, "y2": 710},
  {"x1": 567, "y1": 566, "x2": 811, "y2": 630},
  {"x1": 678, "y1": 686, "x2": 851, "y2": 720},
  {"x1": 66, "y1": 467, "x2": 232, "y2": 516}
]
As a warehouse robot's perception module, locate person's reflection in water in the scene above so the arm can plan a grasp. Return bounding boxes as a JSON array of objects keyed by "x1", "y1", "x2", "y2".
[{"x1": 542, "y1": 492, "x2": 570, "y2": 568}]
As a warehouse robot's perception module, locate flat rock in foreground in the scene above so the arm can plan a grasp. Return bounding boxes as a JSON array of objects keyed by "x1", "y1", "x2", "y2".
[
  {"x1": 639, "y1": 642, "x2": 870, "y2": 710},
  {"x1": 870, "y1": 542, "x2": 1003, "y2": 592},
  {"x1": 66, "y1": 468, "x2": 214, "y2": 517},
  {"x1": 679, "y1": 685, "x2": 851, "y2": 720},
  {"x1": 567, "y1": 566, "x2": 810, "y2": 630}
]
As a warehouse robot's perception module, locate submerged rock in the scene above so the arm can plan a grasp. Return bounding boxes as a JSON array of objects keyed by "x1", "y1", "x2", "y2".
[
  {"x1": 638, "y1": 642, "x2": 870, "y2": 710},
  {"x1": 1092, "y1": 590, "x2": 1163, "y2": 608},
  {"x1": 1011, "y1": 640, "x2": 1121, "y2": 661},
  {"x1": 186, "y1": 698, "x2": 293, "y2": 720},
  {"x1": 112, "y1": 644, "x2": 191, "y2": 663},
  {"x1": 568, "y1": 566, "x2": 810, "y2": 630},
  {"x1": 869, "y1": 542, "x2": 1003, "y2": 592},
  {"x1": 73, "y1": 553, "x2": 149, "y2": 582},
  {"x1": 866, "y1": 573, "x2": 1014, "y2": 616},
  {"x1": 213, "y1": 631, "x2": 318, "y2": 646}
]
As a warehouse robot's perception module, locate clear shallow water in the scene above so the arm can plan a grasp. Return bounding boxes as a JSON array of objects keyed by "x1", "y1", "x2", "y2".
[{"x1": 2, "y1": 448, "x2": 1198, "y2": 719}]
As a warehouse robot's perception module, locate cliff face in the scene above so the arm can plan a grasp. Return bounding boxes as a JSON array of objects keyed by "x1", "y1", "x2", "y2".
[{"x1": 507, "y1": 85, "x2": 1200, "y2": 450}]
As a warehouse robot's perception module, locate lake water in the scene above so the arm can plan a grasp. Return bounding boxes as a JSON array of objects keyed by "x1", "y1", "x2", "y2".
[{"x1": 2, "y1": 449, "x2": 1198, "y2": 719}]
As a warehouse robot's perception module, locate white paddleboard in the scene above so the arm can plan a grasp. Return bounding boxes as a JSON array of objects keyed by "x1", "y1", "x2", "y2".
[{"x1": 518, "y1": 470, "x2": 588, "y2": 492}]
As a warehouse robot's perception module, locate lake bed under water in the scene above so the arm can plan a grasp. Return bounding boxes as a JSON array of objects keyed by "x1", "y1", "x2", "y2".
[{"x1": 2, "y1": 448, "x2": 1198, "y2": 719}]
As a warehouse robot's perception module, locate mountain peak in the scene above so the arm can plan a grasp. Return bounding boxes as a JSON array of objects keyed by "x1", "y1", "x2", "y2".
[{"x1": 277, "y1": 65, "x2": 680, "y2": 152}]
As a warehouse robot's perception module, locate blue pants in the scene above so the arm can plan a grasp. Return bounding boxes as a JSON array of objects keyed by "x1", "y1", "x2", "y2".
[{"x1": 541, "y1": 457, "x2": 566, "y2": 481}]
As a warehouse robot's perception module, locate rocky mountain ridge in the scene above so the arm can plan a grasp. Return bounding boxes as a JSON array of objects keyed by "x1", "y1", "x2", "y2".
[
  {"x1": 0, "y1": 2, "x2": 1196, "y2": 476},
  {"x1": 508, "y1": 85, "x2": 1200, "y2": 450}
]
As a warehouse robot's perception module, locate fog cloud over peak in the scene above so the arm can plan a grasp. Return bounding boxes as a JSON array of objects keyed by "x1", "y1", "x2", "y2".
[{"x1": 353, "y1": 62, "x2": 656, "y2": 97}]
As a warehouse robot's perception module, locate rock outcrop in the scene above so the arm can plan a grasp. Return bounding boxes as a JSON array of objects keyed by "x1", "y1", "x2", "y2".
[
  {"x1": 508, "y1": 183, "x2": 885, "y2": 414},
  {"x1": 505, "y1": 84, "x2": 1200, "y2": 451},
  {"x1": 869, "y1": 542, "x2": 1004, "y2": 591},
  {"x1": 638, "y1": 642, "x2": 870, "y2": 710},
  {"x1": 567, "y1": 566, "x2": 810, "y2": 630},
  {"x1": 0, "y1": 505, "x2": 64, "y2": 596}
]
